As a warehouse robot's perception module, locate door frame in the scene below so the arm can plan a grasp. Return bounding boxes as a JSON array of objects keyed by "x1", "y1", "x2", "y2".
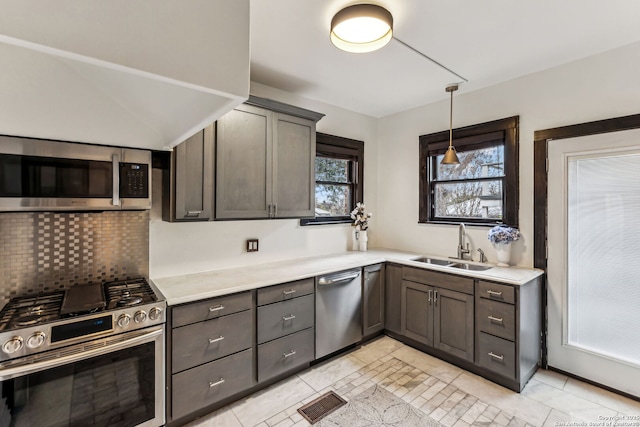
[{"x1": 533, "y1": 113, "x2": 640, "y2": 370}]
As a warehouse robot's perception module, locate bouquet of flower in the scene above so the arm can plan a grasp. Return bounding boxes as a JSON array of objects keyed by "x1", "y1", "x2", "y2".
[
  {"x1": 350, "y1": 202, "x2": 372, "y2": 231},
  {"x1": 487, "y1": 225, "x2": 520, "y2": 244}
]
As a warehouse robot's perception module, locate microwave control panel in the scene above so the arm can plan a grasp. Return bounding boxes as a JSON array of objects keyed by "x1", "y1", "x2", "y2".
[{"x1": 120, "y1": 163, "x2": 149, "y2": 198}]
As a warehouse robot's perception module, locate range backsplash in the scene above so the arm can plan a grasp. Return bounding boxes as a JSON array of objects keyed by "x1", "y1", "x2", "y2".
[{"x1": 0, "y1": 211, "x2": 149, "y2": 307}]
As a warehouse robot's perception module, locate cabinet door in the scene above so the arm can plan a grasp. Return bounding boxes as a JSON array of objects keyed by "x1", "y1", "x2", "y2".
[
  {"x1": 384, "y1": 263, "x2": 402, "y2": 334},
  {"x1": 363, "y1": 264, "x2": 385, "y2": 337},
  {"x1": 216, "y1": 104, "x2": 272, "y2": 219},
  {"x1": 401, "y1": 280, "x2": 433, "y2": 346},
  {"x1": 433, "y1": 287, "x2": 474, "y2": 362},
  {"x1": 272, "y1": 113, "x2": 315, "y2": 218},
  {"x1": 172, "y1": 124, "x2": 214, "y2": 221}
]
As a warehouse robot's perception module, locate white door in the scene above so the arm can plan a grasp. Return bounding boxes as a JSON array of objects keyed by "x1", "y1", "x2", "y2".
[{"x1": 547, "y1": 128, "x2": 640, "y2": 398}]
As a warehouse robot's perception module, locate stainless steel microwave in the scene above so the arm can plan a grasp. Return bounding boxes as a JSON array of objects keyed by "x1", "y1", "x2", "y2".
[{"x1": 0, "y1": 135, "x2": 151, "y2": 211}]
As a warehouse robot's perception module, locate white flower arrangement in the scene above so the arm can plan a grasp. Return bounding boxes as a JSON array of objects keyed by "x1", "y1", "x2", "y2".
[
  {"x1": 487, "y1": 225, "x2": 520, "y2": 244},
  {"x1": 350, "y1": 202, "x2": 372, "y2": 231}
]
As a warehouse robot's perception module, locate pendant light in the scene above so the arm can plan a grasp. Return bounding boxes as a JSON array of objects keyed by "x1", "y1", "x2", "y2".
[
  {"x1": 330, "y1": 4, "x2": 393, "y2": 53},
  {"x1": 441, "y1": 84, "x2": 461, "y2": 165}
]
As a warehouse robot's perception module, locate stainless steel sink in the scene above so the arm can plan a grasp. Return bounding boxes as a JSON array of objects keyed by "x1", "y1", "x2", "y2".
[
  {"x1": 449, "y1": 263, "x2": 492, "y2": 271},
  {"x1": 412, "y1": 257, "x2": 453, "y2": 266}
]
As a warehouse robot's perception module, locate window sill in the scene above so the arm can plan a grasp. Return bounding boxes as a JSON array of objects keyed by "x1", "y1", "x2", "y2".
[
  {"x1": 420, "y1": 219, "x2": 511, "y2": 227},
  {"x1": 300, "y1": 217, "x2": 352, "y2": 226}
]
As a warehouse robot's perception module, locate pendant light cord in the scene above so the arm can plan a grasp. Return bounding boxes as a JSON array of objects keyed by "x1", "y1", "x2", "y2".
[
  {"x1": 393, "y1": 37, "x2": 468, "y2": 83},
  {"x1": 449, "y1": 88, "x2": 454, "y2": 147}
]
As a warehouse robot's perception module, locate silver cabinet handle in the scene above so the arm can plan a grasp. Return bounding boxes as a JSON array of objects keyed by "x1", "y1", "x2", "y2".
[
  {"x1": 488, "y1": 315, "x2": 504, "y2": 323},
  {"x1": 283, "y1": 289, "x2": 297, "y2": 295},
  {"x1": 112, "y1": 153, "x2": 120, "y2": 206},
  {"x1": 283, "y1": 350, "x2": 296, "y2": 358},
  {"x1": 428, "y1": 289, "x2": 433, "y2": 303},
  {"x1": 209, "y1": 305, "x2": 225, "y2": 312},
  {"x1": 488, "y1": 352, "x2": 504, "y2": 361},
  {"x1": 433, "y1": 289, "x2": 438, "y2": 304},
  {"x1": 487, "y1": 290, "x2": 503, "y2": 297},
  {"x1": 282, "y1": 314, "x2": 296, "y2": 321},
  {"x1": 185, "y1": 210, "x2": 202, "y2": 217},
  {"x1": 208, "y1": 336, "x2": 225, "y2": 344},
  {"x1": 209, "y1": 378, "x2": 225, "y2": 387}
]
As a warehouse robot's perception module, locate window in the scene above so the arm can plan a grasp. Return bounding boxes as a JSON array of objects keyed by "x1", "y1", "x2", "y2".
[
  {"x1": 301, "y1": 133, "x2": 364, "y2": 225},
  {"x1": 419, "y1": 116, "x2": 519, "y2": 226}
]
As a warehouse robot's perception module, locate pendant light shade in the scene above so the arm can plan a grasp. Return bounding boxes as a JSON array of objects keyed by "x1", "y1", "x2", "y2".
[
  {"x1": 330, "y1": 4, "x2": 393, "y2": 53},
  {"x1": 441, "y1": 84, "x2": 460, "y2": 165}
]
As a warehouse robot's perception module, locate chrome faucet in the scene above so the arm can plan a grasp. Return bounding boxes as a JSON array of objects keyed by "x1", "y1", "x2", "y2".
[
  {"x1": 477, "y1": 248, "x2": 487, "y2": 263},
  {"x1": 457, "y1": 223, "x2": 471, "y2": 260}
]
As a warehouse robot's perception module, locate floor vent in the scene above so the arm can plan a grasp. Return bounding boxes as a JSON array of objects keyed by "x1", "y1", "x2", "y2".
[{"x1": 297, "y1": 390, "x2": 347, "y2": 424}]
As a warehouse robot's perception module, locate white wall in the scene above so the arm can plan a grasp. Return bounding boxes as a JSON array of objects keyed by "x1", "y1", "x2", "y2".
[
  {"x1": 376, "y1": 41, "x2": 640, "y2": 267},
  {"x1": 150, "y1": 82, "x2": 379, "y2": 278}
]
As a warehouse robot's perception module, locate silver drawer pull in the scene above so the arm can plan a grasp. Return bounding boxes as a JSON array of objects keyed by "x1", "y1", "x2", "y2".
[
  {"x1": 208, "y1": 336, "x2": 225, "y2": 344},
  {"x1": 488, "y1": 352, "x2": 504, "y2": 361},
  {"x1": 209, "y1": 305, "x2": 225, "y2": 312},
  {"x1": 282, "y1": 314, "x2": 296, "y2": 321},
  {"x1": 283, "y1": 350, "x2": 297, "y2": 358},
  {"x1": 487, "y1": 290, "x2": 503, "y2": 297},
  {"x1": 283, "y1": 289, "x2": 297, "y2": 295},
  {"x1": 209, "y1": 378, "x2": 225, "y2": 387},
  {"x1": 186, "y1": 210, "x2": 202, "y2": 217},
  {"x1": 488, "y1": 315, "x2": 504, "y2": 323}
]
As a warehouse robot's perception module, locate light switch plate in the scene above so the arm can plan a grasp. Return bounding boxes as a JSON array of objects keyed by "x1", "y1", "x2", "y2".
[{"x1": 247, "y1": 238, "x2": 259, "y2": 252}]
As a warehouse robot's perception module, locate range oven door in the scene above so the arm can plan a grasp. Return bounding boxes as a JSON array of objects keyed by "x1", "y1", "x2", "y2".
[{"x1": 0, "y1": 326, "x2": 164, "y2": 427}]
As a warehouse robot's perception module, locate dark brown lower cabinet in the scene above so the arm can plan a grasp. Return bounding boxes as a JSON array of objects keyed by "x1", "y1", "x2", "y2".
[
  {"x1": 401, "y1": 278, "x2": 474, "y2": 362},
  {"x1": 397, "y1": 266, "x2": 541, "y2": 392},
  {"x1": 172, "y1": 349, "x2": 254, "y2": 420},
  {"x1": 363, "y1": 263, "x2": 385, "y2": 338},
  {"x1": 384, "y1": 263, "x2": 403, "y2": 335}
]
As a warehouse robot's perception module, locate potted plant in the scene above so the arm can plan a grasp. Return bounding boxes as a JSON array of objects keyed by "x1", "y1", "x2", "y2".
[
  {"x1": 350, "y1": 202, "x2": 372, "y2": 251},
  {"x1": 487, "y1": 225, "x2": 520, "y2": 267}
]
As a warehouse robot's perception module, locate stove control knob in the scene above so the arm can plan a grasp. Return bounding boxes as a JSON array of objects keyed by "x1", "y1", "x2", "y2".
[
  {"x1": 26, "y1": 332, "x2": 46, "y2": 349},
  {"x1": 2, "y1": 336, "x2": 24, "y2": 354},
  {"x1": 117, "y1": 313, "x2": 131, "y2": 328},
  {"x1": 149, "y1": 307, "x2": 163, "y2": 321},
  {"x1": 134, "y1": 310, "x2": 147, "y2": 323}
]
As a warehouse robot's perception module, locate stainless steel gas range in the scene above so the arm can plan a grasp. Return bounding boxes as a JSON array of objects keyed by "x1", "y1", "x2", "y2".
[{"x1": 0, "y1": 278, "x2": 166, "y2": 427}]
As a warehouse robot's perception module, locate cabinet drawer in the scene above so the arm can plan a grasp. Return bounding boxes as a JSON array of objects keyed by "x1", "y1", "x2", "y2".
[
  {"x1": 173, "y1": 291, "x2": 253, "y2": 328},
  {"x1": 477, "y1": 281, "x2": 515, "y2": 305},
  {"x1": 477, "y1": 298, "x2": 516, "y2": 341},
  {"x1": 257, "y1": 278, "x2": 314, "y2": 306},
  {"x1": 258, "y1": 328, "x2": 314, "y2": 383},
  {"x1": 477, "y1": 333, "x2": 516, "y2": 379},
  {"x1": 257, "y1": 294, "x2": 314, "y2": 344},
  {"x1": 172, "y1": 309, "x2": 253, "y2": 373},
  {"x1": 172, "y1": 348, "x2": 254, "y2": 420},
  {"x1": 402, "y1": 267, "x2": 474, "y2": 295}
]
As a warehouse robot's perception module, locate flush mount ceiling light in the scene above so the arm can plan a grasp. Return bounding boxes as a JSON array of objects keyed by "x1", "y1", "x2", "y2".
[
  {"x1": 330, "y1": 4, "x2": 393, "y2": 53},
  {"x1": 441, "y1": 84, "x2": 461, "y2": 165}
]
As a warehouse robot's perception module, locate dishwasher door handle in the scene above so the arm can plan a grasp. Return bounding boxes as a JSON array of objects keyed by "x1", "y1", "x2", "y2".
[{"x1": 317, "y1": 272, "x2": 360, "y2": 286}]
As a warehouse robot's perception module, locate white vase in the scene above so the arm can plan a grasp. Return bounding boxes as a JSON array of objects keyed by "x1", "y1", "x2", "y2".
[
  {"x1": 351, "y1": 227, "x2": 360, "y2": 251},
  {"x1": 358, "y1": 230, "x2": 368, "y2": 252},
  {"x1": 493, "y1": 242, "x2": 512, "y2": 267}
]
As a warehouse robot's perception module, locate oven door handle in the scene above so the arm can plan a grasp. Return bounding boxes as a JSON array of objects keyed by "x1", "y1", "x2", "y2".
[{"x1": 0, "y1": 327, "x2": 163, "y2": 381}]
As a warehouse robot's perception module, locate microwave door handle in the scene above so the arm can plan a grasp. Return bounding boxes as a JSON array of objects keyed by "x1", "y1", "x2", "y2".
[{"x1": 112, "y1": 153, "x2": 120, "y2": 206}]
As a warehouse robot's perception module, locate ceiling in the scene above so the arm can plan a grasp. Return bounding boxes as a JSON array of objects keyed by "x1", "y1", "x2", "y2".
[{"x1": 250, "y1": 0, "x2": 640, "y2": 118}]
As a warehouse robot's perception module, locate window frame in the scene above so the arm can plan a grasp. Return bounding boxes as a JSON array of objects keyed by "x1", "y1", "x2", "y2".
[
  {"x1": 300, "y1": 132, "x2": 364, "y2": 226},
  {"x1": 419, "y1": 116, "x2": 519, "y2": 226}
]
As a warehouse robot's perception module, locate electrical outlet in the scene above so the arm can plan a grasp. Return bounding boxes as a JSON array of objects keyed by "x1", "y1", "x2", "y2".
[{"x1": 247, "y1": 238, "x2": 259, "y2": 252}]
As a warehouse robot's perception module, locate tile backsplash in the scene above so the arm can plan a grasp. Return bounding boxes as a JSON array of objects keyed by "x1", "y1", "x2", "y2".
[{"x1": 0, "y1": 211, "x2": 149, "y2": 307}]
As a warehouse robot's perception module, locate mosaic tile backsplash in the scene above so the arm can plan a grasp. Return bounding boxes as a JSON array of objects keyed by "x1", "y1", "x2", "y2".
[{"x1": 0, "y1": 211, "x2": 149, "y2": 307}]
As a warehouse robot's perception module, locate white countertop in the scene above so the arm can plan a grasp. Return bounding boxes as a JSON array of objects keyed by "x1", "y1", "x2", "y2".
[{"x1": 152, "y1": 248, "x2": 543, "y2": 306}]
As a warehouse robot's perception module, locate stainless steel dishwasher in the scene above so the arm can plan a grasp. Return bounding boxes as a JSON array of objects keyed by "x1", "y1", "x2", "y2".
[{"x1": 315, "y1": 268, "x2": 363, "y2": 359}]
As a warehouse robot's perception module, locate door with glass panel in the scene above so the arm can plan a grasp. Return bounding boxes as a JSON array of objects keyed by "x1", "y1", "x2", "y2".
[{"x1": 547, "y1": 128, "x2": 640, "y2": 397}]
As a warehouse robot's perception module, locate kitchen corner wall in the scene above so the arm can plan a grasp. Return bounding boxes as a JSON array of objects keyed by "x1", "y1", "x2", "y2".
[
  {"x1": 0, "y1": 211, "x2": 149, "y2": 307},
  {"x1": 376, "y1": 41, "x2": 640, "y2": 267},
  {"x1": 149, "y1": 83, "x2": 379, "y2": 279}
]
